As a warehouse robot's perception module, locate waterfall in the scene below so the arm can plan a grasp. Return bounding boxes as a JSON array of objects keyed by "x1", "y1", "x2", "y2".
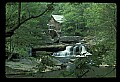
[
  {"x1": 65, "y1": 46, "x2": 73, "y2": 56},
  {"x1": 75, "y1": 42, "x2": 82, "y2": 54},
  {"x1": 52, "y1": 43, "x2": 92, "y2": 69},
  {"x1": 73, "y1": 46, "x2": 77, "y2": 55},
  {"x1": 80, "y1": 45, "x2": 92, "y2": 56},
  {"x1": 52, "y1": 42, "x2": 92, "y2": 71},
  {"x1": 52, "y1": 46, "x2": 73, "y2": 57},
  {"x1": 52, "y1": 43, "x2": 92, "y2": 58},
  {"x1": 65, "y1": 46, "x2": 73, "y2": 52},
  {"x1": 81, "y1": 46, "x2": 87, "y2": 55}
]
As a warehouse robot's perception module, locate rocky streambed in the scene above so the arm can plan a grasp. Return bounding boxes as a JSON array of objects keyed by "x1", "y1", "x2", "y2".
[{"x1": 5, "y1": 57, "x2": 65, "y2": 78}]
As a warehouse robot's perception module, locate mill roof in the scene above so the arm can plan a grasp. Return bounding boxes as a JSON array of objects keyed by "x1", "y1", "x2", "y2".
[{"x1": 52, "y1": 15, "x2": 66, "y2": 23}]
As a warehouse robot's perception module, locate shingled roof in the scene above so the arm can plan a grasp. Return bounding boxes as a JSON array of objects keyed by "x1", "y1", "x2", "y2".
[{"x1": 52, "y1": 15, "x2": 66, "y2": 23}]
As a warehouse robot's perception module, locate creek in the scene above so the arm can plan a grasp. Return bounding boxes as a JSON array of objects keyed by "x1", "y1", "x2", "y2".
[{"x1": 6, "y1": 65, "x2": 116, "y2": 78}]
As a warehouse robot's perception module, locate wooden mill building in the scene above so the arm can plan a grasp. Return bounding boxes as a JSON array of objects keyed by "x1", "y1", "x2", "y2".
[{"x1": 47, "y1": 15, "x2": 66, "y2": 33}]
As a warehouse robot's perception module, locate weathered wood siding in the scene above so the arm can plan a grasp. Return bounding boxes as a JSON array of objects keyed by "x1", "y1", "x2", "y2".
[{"x1": 48, "y1": 17, "x2": 61, "y2": 32}]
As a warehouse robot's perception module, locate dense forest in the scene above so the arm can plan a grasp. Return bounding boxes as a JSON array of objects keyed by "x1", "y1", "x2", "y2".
[{"x1": 5, "y1": 2, "x2": 116, "y2": 78}]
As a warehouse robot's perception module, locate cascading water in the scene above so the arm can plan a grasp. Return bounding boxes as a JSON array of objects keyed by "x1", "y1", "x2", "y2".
[
  {"x1": 65, "y1": 46, "x2": 73, "y2": 56},
  {"x1": 81, "y1": 45, "x2": 87, "y2": 55},
  {"x1": 52, "y1": 42, "x2": 92, "y2": 58},
  {"x1": 73, "y1": 46, "x2": 77, "y2": 55},
  {"x1": 52, "y1": 46, "x2": 73, "y2": 63},
  {"x1": 52, "y1": 46, "x2": 73, "y2": 57},
  {"x1": 81, "y1": 45, "x2": 92, "y2": 56},
  {"x1": 52, "y1": 42, "x2": 92, "y2": 70}
]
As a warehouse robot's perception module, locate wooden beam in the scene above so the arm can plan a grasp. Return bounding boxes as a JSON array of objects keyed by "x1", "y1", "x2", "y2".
[{"x1": 32, "y1": 45, "x2": 67, "y2": 52}]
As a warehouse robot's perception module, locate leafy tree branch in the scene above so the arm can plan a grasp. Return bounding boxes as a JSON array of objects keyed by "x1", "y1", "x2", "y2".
[{"x1": 6, "y1": 2, "x2": 54, "y2": 37}]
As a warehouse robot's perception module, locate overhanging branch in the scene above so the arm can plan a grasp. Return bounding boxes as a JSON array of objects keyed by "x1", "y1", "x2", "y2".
[{"x1": 6, "y1": 2, "x2": 54, "y2": 37}]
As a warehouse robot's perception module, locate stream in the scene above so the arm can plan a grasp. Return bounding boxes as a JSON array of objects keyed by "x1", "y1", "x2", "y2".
[
  {"x1": 5, "y1": 43, "x2": 116, "y2": 78},
  {"x1": 6, "y1": 65, "x2": 116, "y2": 78}
]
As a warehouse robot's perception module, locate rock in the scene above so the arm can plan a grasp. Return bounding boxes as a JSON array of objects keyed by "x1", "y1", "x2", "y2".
[
  {"x1": 59, "y1": 36, "x2": 81, "y2": 43},
  {"x1": 9, "y1": 53, "x2": 20, "y2": 61},
  {"x1": 51, "y1": 66, "x2": 61, "y2": 71},
  {"x1": 51, "y1": 58, "x2": 63, "y2": 66}
]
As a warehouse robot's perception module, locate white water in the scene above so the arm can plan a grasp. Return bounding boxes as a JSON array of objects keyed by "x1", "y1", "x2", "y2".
[
  {"x1": 73, "y1": 46, "x2": 77, "y2": 55},
  {"x1": 80, "y1": 46, "x2": 87, "y2": 55},
  {"x1": 52, "y1": 43, "x2": 92, "y2": 58},
  {"x1": 52, "y1": 46, "x2": 73, "y2": 57},
  {"x1": 52, "y1": 43, "x2": 92, "y2": 69}
]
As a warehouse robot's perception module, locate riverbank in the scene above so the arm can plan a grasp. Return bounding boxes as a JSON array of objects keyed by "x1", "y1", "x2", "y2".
[{"x1": 5, "y1": 57, "x2": 116, "y2": 78}]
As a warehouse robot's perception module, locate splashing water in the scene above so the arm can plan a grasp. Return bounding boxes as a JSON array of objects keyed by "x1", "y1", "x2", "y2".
[
  {"x1": 80, "y1": 46, "x2": 87, "y2": 55},
  {"x1": 73, "y1": 46, "x2": 78, "y2": 55},
  {"x1": 52, "y1": 46, "x2": 73, "y2": 57},
  {"x1": 52, "y1": 43, "x2": 92, "y2": 68},
  {"x1": 52, "y1": 43, "x2": 92, "y2": 58}
]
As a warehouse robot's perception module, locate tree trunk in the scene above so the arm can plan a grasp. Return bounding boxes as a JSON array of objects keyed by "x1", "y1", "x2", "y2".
[
  {"x1": 18, "y1": 2, "x2": 21, "y2": 25},
  {"x1": 6, "y1": 2, "x2": 54, "y2": 37}
]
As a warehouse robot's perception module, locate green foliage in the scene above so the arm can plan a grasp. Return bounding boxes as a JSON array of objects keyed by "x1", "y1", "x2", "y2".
[
  {"x1": 83, "y1": 3, "x2": 116, "y2": 65},
  {"x1": 88, "y1": 44, "x2": 106, "y2": 66},
  {"x1": 57, "y1": 3, "x2": 117, "y2": 77},
  {"x1": 41, "y1": 56, "x2": 55, "y2": 67},
  {"x1": 74, "y1": 58, "x2": 92, "y2": 78},
  {"x1": 36, "y1": 56, "x2": 55, "y2": 72},
  {"x1": 74, "y1": 29, "x2": 80, "y2": 36},
  {"x1": 36, "y1": 62, "x2": 47, "y2": 72},
  {"x1": 6, "y1": 3, "x2": 18, "y2": 31},
  {"x1": 6, "y1": 3, "x2": 116, "y2": 77},
  {"x1": 61, "y1": 57, "x2": 94, "y2": 78},
  {"x1": 65, "y1": 26, "x2": 74, "y2": 33},
  {"x1": 6, "y1": 2, "x2": 54, "y2": 57}
]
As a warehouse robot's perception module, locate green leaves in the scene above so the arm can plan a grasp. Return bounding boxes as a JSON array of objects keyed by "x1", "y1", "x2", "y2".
[
  {"x1": 35, "y1": 56, "x2": 55, "y2": 72},
  {"x1": 6, "y1": 2, "x2": 54, "y2": 56},
  {"x1": 5, "y1": 3, "x2": 116, "y2": 77}
]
